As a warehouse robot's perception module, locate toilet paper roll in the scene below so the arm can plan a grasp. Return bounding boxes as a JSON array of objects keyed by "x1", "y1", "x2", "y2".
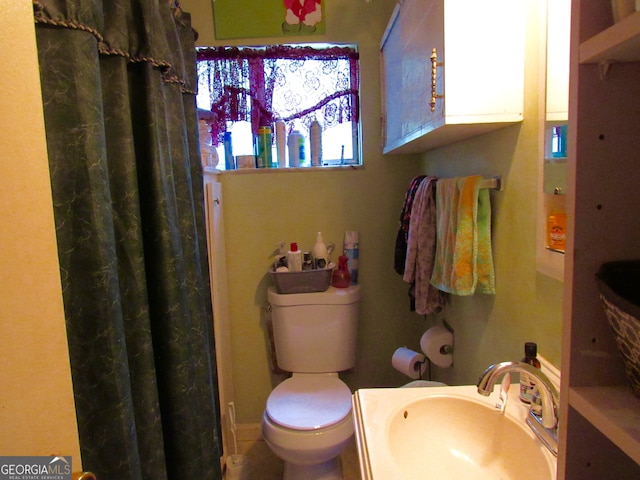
[
  {"x1": 392, "y1": 347, "x2": 426, "y2": 379},
  {"x1": 420, "y1": 325, "x2": 454, "y2": 368}
]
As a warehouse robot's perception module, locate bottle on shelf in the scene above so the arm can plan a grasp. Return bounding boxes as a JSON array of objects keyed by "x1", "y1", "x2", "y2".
[
  {"x1": 519, "y1": 342, "x2": 541, "y2": 404},
  {"x1": 547, "y1": 210, "x2": 566, "y2": 253}
]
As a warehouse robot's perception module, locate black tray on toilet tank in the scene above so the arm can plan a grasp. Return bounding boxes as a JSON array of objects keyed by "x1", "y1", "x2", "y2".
[{"x1": 268, "y1": 265, "x2": 334, "y2": 294}]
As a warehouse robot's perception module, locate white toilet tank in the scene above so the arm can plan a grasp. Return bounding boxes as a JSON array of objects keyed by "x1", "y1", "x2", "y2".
[{"x1": 268, "y1": 285, "x2": 361, "y2": 373}]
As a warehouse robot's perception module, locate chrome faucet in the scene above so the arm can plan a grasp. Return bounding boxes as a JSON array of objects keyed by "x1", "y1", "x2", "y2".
[{"x1": 477, "y1": 361, "x2": 559, "y2": 456}]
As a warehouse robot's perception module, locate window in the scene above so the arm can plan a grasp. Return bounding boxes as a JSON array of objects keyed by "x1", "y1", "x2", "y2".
[{"x1": 196, "y1": 43, "x2": 360, "y2": 170}]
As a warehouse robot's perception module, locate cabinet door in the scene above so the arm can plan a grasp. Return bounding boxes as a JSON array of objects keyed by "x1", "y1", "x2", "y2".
[
  {"x1": 381, "y1": 0, "x2": 444, "y2": 153},
  {"x1": 380, "y1": 0, "x2": 524, "y2": 155}
]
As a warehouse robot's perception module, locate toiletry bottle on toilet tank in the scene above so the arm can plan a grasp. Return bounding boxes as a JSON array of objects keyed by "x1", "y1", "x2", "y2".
[
  {"x1": 332, "y1": 255, "x2": 352, "y2": 288},
  {"x1": 343, "y1": 231, "x2": 359, "y2": 284},
  {"x1": 287, "y1": 242, "x2": 302, "y2": 272},
  {"x1": 519, "y1": 342, "x2": 541, "y2": 404},
  {"x1": 312, "y1": 232, "x2": 329, "y2": 269},
  {"x1": 302, "y1": 252, "x2": 313, "y2": 271}
]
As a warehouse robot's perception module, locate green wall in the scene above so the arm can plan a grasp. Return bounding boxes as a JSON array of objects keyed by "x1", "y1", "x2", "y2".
[{"x1": 182, "y1": 0, "x2": 563, "y2": 423}]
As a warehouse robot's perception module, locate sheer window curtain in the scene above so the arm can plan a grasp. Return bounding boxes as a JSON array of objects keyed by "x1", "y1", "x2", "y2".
[
  {"x1": 34, "y1": 1, "x2": 222, "y2": 479},
  {"x1": 196, "y1": 45, "x2": 360, "y2": 144}
]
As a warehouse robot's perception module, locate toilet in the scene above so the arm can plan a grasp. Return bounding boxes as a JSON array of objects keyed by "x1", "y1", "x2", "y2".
[{"x1": 262, "y1": 285, "x2": 361, "y2": 480}]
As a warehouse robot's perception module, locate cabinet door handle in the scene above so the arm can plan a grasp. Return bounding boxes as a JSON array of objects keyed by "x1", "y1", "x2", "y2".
[{"x1": 430, "y1": 48, "x2": 444, "y2": 112}]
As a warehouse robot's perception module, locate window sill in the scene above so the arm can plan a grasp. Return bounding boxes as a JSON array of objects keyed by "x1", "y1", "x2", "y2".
[{"x1": 203, "y1": 165, "x2": 363, "y2": 175}]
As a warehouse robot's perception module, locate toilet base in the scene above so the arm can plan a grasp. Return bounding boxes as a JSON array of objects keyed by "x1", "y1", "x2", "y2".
[{"x1": 284, "y1": 456, "x2": 342, "y2": 480}]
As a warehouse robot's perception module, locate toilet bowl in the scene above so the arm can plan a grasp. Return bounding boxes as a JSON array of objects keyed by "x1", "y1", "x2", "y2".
[
  {"x1": 264, "y1": 286, "x2": 361, "y2": 480},
  {"x1": 262, "y1": 373, "x2": 353, "y2": 480},
  {"x1": 401, "y1": 379, "x2": 447, "y2": 388}
]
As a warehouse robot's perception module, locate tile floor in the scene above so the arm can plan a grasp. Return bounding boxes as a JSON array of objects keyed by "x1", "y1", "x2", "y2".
[{"x1": 230, "y1": 437, "x2": 361, "y2": 480}]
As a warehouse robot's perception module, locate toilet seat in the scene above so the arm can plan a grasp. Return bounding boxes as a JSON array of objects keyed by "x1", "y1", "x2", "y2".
[{"x1": 266, "y1": 375, "x2": 352, "y2": 431}]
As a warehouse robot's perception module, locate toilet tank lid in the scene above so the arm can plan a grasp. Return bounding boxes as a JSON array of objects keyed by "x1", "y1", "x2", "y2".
[
  {"x1": 266, "y1": 375, "x2": 352, "y2": 430},
  {"x1": 268, "y1": 285, "x2": 361, "y2": 306}
]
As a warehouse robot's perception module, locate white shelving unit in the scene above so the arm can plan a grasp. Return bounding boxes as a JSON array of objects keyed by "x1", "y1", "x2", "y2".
[{"x1": 559, "y1": 2, "x2": 640, "y2": 477}]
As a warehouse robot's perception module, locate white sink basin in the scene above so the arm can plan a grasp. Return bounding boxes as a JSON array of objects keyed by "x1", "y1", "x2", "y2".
[{"x1": 352, "y1": 384, "x2": 556, "y2": 480}]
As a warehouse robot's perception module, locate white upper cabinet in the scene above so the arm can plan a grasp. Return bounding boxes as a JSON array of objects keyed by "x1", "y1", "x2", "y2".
[
  {"x1": 380, "y1": 0, "x2": 526, "y2": 154},
  {"x1": 546, "y1": 0, "x2": 571, "y2": 122}
]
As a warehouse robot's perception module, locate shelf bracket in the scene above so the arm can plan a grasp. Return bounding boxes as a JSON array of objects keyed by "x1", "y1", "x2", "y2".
[{"x1": 597, "y1": 61, "x2": 611, "y2": 80}]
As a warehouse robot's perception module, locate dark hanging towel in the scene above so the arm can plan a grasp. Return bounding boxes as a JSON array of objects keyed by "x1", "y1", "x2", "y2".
[{"x1": 395, "y1": 176, "x2": 427, "y2": 275}]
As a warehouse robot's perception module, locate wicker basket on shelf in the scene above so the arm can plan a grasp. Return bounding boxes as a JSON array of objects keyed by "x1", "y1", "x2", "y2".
[{"x1": 596, "y1": 260, "x2": 640, "y2": 399}]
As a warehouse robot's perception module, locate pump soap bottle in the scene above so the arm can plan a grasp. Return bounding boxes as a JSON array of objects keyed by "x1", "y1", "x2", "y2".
[
  {"x1": 519, "y1": 342, "x2": 541, "y2": 404},
  {"x1": 312, "y1": 232, "x2": 329, "y2": 269}
]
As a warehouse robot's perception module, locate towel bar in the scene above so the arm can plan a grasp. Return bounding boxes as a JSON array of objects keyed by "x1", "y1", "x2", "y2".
[{"x1": 479, "y1": 175, "x2": 502, "y2": 191}]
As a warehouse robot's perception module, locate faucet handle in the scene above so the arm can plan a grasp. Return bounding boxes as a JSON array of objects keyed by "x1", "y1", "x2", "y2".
[{"x1": 530, "y1": 387, "x2": 543, "y2": 415}]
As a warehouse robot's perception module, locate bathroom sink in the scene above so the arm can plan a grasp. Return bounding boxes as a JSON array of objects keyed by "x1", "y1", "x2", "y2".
[{"x1": 352, "y1": 385, "x2": 556, "y2": 480}]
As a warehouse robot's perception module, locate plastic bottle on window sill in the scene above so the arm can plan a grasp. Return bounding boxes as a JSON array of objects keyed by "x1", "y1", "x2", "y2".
[
  {"x1": 332, "y1": 256, "x2": 352, "y2": 288},
  {"x1": 275, "y1": 120, "x2": 286, "y2": 168},
  {"x1": 223, "y1": 132, "x2": 235, "y2": 170},
  {"x1": 255, "y1": 126, "x2": 273, "y2": 168},
  {"x1": 288, "y1": 130, "x2": 306, "y2": 167},
  {"x1": 310, "y1": 121, "x2": 322, "y2": 166}
]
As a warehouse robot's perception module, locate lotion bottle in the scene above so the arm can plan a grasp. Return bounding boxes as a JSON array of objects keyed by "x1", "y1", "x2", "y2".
[
  {"x1": 287, "y1": 242, "x2": 302, "y2": 272},
  {"x1": 312, "y1": 232, "x2": 329, "y2": 269}
]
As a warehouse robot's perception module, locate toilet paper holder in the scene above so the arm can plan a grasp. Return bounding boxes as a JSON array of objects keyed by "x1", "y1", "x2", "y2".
[{"x1": 420, "y1": 324, "x2": 454, "y2": 368}]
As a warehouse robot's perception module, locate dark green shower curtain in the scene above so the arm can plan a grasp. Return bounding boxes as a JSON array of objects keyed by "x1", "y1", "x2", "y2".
[{"x1": 34, "y1": 1, "x2": 222, "y2": 479}]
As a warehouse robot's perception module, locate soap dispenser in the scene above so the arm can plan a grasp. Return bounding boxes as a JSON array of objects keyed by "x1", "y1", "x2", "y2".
[
  {"x1": 312, "y1": 232, "x2": 329, "y2": 269},
  {"x1": 332, "y1": 255, "x2": 352, "y2": 288}
]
